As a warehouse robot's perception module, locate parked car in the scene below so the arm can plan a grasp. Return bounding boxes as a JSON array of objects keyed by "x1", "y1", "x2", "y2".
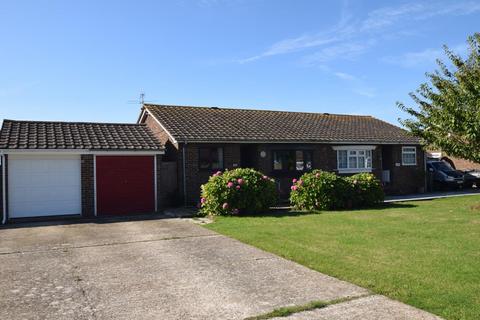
[
  {"x1": 463, "y1": 170, "x2": 480, "y2": 188},
  {"x1": 427, "y1": 161, "x2": 464, "y2": 190}
]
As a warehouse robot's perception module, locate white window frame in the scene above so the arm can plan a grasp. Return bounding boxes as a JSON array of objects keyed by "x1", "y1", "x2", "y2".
[
  {"x1": 333, "y1": 146, "x2": 376, "y2": 173},
  {"x1": 402, "y1": 146, "x2": 417, "y2": 166}
]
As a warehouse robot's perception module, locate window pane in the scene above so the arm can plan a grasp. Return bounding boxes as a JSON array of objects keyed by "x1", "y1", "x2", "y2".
[
  {"x1": 358, "y1": 156, "x2": 365, "y2": 168},
  {"x1": 295, "y1": 150, "x2": 304, "y2": 171},
  {"x1": 273, "y1": 151, "x2": 283, "y2": 170},
  {"x1": 403, "y1": 153, "x2": 416, "y2": 165},
  {"x1": 366, "y1": 150, "x2": 372, "y2": 168},
  {"x1": 199, "y1": 148, "x2": 211, "y2": 169},
  {"x1": 338, "y1": 150, "x2": 348, "y2": 168},
  {"x1": 304, "y1": 151, "x2": 313, "y2": 170},
  {"x1": 348, "y1": 156, "x2": 358, "y2": 168},
  {"x1": 211, "y1": 147, "x2": 223, "y2": 169}
]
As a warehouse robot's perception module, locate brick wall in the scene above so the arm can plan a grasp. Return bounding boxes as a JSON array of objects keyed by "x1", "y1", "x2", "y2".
[
  {"x1": 81, "y1": 154, "x2": 95, "y2": 217},
  {"x1": 178, "y1": 143, "x2": 241, "y2": 205},
  {"x1": 384, "y1": 145, "x2": 425, "y2": 195},
  {"x1": 255, "y1": 144, "x2": 383, "y2": 197},
  {"x1": 155, "y1": 154, "x2": 164, "y2": 210}
]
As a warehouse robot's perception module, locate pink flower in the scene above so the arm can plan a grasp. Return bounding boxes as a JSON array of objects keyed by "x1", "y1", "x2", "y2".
[
  {"x1": 214, "y1": 171, "x2": 222, "y2": 176},
  {"x1": 236, "y1": 185, "x2": 241, "y2": 190},
  {"x1": 232, "y1": 208, "x2": 239, "y2": 215},
  {"x1": 227, "y1": 182, "x2": 234, "y2": 188},
  {"x1": 262, "y1": 175, "x2": 268, "y2": 180},
  {"x1": 237, "y1": 178, "x2": 244, "y2": 185},
  {"x1": 292, "y1": 178, "x2": 297, "y2": 183},
  {"x1": 200, "y1": 197, "x2": 206, "y2": 204},
  {"x1": 315, "y1": 173, "x2": 320, "y2": 178},
  {"x1": 291, "y1": 185, "x2": 298, "y2": 191},
  {"x1": 222, "y1": 203, "x2": 229, "y2": 209}
]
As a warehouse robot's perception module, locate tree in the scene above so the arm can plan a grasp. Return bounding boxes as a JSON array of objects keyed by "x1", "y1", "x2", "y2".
[{"x1": 398, "y1": 33, "x2": 480, "y2": 162}]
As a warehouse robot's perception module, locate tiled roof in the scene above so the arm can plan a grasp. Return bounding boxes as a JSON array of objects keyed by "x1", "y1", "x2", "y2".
[
  {"x1": 144, "y1": 104, "x2": 421, "y2": 144},
  {"x1": 0, "y1": 120, "x2": 164, "y2": 150}
]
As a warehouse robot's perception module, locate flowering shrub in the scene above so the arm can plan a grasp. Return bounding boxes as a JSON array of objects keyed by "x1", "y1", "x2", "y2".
[
  {"x1": 346, "y1": 173, "x2": 384, "y2": 207},
  {"x1": 289, "y1": 170, "x2": 384, "y2": 211},
  {"x1": 289, "y1": 170, "x2": 351, "y2": 211},
  {"x1": 199, "y1": 168, "x2": 277, "y2": 216}
]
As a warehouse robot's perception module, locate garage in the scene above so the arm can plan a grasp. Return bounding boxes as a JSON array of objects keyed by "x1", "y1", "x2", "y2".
[
  {"x1": 8, "y1": 154, "x2": 81, "y2": 218},
  {"x1": 95, "y1": 155, "x2": 156, "y2": 215},
  {"x1": 0, "y1": 119, "x2": 164, "y2": 223}
]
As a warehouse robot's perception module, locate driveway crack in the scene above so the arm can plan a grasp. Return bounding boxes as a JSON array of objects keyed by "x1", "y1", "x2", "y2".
[
  {"x1": 243, "y1": 293, "x2": 373, "y2": 320},
  {"x1": 0, "y1": 234, "x2": 220, "y2": 256}
]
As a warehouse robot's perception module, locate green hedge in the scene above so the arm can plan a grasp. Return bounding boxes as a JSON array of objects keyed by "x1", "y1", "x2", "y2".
[
  {"x1": 290, "y1": 170, "x2": 384, "y2": 211},
  {"x1": 346, "y1": 172, "x2": 385, "y2": 207},
  {"x1": 199, "y1": 168, "x2": 278, "y2": 216}
]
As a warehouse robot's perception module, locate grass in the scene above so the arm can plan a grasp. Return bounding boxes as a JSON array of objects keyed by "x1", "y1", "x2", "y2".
[
  {"x1": 206, "y1": 196, "x2": 480, "y2": 320},
  {"x1": 243, "y1": 295, "x2": 368, "y2": 320},
  {"x1": 244, "y1": 300, "x2": 329, "y2": 320}
]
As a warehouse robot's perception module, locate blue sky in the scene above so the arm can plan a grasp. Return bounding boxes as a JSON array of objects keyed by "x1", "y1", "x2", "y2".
[{"x1": 0, "y1": 0, "x2": 478, "y2": 125}]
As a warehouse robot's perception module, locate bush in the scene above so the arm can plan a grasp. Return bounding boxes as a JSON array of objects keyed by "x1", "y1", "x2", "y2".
[
  {"x1": 289, "y1": 171, "x2": 384, "y2": 211},
  {"x1": 346, "y1": 173, "x2": 384, "y2": 207},
  {"x1": 289, "y1": 170, "x2": 351, "y2": 211},
  {"x1": 199, "y1": 168, "x2": 278, "y2": 216}
]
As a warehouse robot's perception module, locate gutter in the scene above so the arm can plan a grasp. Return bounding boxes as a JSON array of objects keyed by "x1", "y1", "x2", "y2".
[{"x1": 182, "y1": 142, "x2": 187, "y2": 207}]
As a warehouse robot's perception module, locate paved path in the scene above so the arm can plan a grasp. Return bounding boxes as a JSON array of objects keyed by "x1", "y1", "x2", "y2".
[
  {"x1": 0, "y1": 218, "x2": 441, "y2": 319},
  {"x1": 385, "y1": 189, "x2": 480, "y2": 203}
]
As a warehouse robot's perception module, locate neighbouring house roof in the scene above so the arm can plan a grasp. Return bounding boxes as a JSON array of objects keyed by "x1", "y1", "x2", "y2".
[
  {"x1": 142, "y1": 104, "x2": 421, "y2": 145},
  {"x1": 0, "y1": 119, "x2": 164, "y2": 151}
]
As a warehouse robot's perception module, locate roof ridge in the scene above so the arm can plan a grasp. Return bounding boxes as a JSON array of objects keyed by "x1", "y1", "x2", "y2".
[
  {"x1": 143, "y1": 103, "x2": 373, "y2": 118},
  {"x1": 2, "y1": 119, "x2": 147, "y2": 126}
]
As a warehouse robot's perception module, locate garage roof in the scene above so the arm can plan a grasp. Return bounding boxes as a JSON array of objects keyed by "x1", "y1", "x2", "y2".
[
  {"x1": 143, "y1": 104, "x2": 421, "y2": 144},
  {"x1": 0, "y1": 119, "x2": 164, "y2": 151}
]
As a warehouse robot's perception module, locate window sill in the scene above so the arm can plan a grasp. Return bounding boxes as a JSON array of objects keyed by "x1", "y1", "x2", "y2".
[{"x1": 337, "y1": 168, "x2": 373, "y2": 174}]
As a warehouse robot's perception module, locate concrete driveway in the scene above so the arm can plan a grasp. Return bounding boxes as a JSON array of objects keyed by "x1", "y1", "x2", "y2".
[{"x1": 0, "y1": 217, "x2": 441, "y2": 320}]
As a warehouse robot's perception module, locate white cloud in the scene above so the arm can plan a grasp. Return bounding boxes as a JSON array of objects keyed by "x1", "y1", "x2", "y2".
[
  {"x1": 303, "y1": 40, "x2": 375, "y2": 65},
  {"x1": 353, "y1": 87, "x2": 376, "y2": 98},
  {"x1": 362, "y1": 1, "x2": 480, "y2": 31},
  {"x1": 239, "y1": 34, "x2": 341, "y2": 63},
  {"x1": 382, "y1": 43, "x2": 468, "y2": 68},
  {"x1": 331, "y1": 71, "x2": 376, "y2": 98},
  {"x1": 333, "y1": 72, "x2": 356, "y2": 81},
  {"x1": 239, "y1": 1, "x2": 480, "y2": 64}
]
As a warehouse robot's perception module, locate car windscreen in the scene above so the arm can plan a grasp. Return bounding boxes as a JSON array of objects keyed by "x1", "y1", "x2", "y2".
[{"x1": 431, "y1": 161, "x2": 454, "y2": 171}]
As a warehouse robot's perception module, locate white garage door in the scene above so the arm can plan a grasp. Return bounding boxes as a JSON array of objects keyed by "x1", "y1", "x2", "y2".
[{"x1": 8, "y1": 154, "x2": 81, "y2": 218}]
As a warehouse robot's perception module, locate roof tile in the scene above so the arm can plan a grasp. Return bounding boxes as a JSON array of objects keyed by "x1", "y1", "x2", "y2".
[
  {"x1": 144, "y1": 104, "x2": 420, "y2": 144},
  {"x1": 0, "y1": 120, "x2": 164, "y2": 151}
]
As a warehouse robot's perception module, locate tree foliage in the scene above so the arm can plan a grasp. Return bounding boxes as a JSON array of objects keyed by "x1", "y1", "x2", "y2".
[{"x1": 398, "y1": 33, "x2": 480, "y2": 162}]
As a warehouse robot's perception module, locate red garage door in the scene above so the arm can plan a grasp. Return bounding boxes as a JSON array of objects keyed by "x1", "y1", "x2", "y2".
[{"x1": 96, "y1": 156, "x2": 155, "y2": 215}]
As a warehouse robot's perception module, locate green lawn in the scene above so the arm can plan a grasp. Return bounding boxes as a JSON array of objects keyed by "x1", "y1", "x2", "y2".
[{"x1": 206, "y1": 196, "x2": 480, "y2": 320}]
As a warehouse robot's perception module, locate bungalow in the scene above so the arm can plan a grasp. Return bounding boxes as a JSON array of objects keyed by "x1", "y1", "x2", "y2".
[
  {"x1": 0, "y1": 104, "x2": 425, "y2": 223},
  {"x1": 138, "y1": 104, "x2": 425, "y2": 205}
]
